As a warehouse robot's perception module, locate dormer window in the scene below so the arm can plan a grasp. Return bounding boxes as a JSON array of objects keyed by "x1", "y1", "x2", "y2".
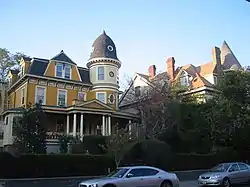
[
  {"x1": 179, "y1": 71, "x2": 189, "y2": 86},
  {"x1": 56, "y1": 63, "x2": 71, "y2": 79},
  {"x1": 135, "y1": 86, "x2": 141, "y2": 97}
]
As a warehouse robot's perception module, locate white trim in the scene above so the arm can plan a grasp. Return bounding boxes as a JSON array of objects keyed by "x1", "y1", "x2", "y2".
[
  {"x1": 78, "y1": 91, "x2": 87, "y2": 101},
  {"x1": 107, "y1": 45, "x2": 114, "y2": 51},
  {"x1": 55, "y1": 63, "x2": 63, "y2": 78},
  {"x1": 91, "y1": 88, "x2": 118, "y2": 92},
  {"x1": 92, "y1": 85, "x2": 119, "y2": 90},
  {"x1": 87, "y1": 57, "x2": 121, "y2": 68},
  {"x1": 20, "y1": 87, "x2": 25, "y2": 105},
  {"x1": 57, "y1": 89, "x2": 67, "y2": 107},
  {"x1": 96, "y1": 92, "x2": 107, "y2": 104},
  {"x1": 35, "y1": 85, "x2": 47, "y2": 105},
  {"x1": 54, "y1": 63, "x2": 72, "y2": 80},
  {"x1": 64, "y1": 64, "x2": 72, "y2": 80},
  {"x1": 77, "y1": 99, "x2": 113, "y2": 110}
]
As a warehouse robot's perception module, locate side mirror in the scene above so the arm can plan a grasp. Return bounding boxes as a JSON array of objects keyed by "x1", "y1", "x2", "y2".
[{"x1": 126, "y1": 173, "x2": 133, "y2": 178}]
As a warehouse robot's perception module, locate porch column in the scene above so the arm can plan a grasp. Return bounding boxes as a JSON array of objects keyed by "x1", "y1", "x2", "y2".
[
  {"x1": 102, "y1": 115, "x2": 105, "y2": 135},
  {"x1": 80, "y1": 113, "x2": 84, "y2": 140},
  {"x1": 73, "y1": 113, "x2": 77, "y2": 137},
  {"x1": 66, "y1": 114, "x2": 70, "y2": 135},
  {"x1": 108, "y1": 116, "x2": 111, "y2": 135},
  {"x1": 128, "y1": 120, "x2": 132, "y2": 137}
]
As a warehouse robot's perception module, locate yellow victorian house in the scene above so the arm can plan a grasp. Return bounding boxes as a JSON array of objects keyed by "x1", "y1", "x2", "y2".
[{"x1": 1, "y1": 31, "x2": 137, "y2": 153}]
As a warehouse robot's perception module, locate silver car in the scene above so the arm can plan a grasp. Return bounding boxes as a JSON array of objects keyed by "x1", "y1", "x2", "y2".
[
  {"x1": 197, "y1": 162, "x2": 250, "y2": 187},
  {"x1": 79, "y1": 166, "x2": 179, "y2": 187}
]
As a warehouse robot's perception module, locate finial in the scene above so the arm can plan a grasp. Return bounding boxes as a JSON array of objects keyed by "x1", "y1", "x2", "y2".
[
  {"x1": 60, "y1": 50, "x2": 64, "y2": 53},
  {"x1": 103, "y1": 30, "x2": 106, "y2": 35}
]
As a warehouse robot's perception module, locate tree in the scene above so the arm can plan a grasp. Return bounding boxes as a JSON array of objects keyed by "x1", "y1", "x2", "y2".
[
  {"x1": 105, "y1": 123, "x2": 138, "y2": 168},
  {"x1": 14, "y1": 103, "x2": 47, "y2": 154},
  {"x1": 0, "y1": 48, "x2": 26, "y2": 81}
]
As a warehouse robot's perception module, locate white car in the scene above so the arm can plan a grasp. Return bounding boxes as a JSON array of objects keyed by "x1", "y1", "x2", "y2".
[{"x1": 79, "y1": 166, "x2": 179, "y2": 187}]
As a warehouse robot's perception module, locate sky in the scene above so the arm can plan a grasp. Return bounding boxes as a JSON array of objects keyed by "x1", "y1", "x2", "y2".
[{"x1": 1, "y1": 0, "x2": 250, "y2": 88}]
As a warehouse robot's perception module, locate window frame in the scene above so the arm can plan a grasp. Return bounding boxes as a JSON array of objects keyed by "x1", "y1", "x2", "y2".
[
  {"x1": 20, "y1": 87, "x2": 25, "y2": 105},
  {"x1": 97, "y1": 66, "x2": 105, "y2": 80},
  {"x1": 238, "y1": 163, "x2": 249, "y2": 171},
  {"x1": 55, "y1": 63, "x2": 63, "y2": 78},
  {"x1": 78, "y1": 92, "x2": 86, "y2": 101},
  {"x1": 35, "y1": 86, "x2": 47, "y2": 105},
  {"x1": 214, "y1": 76, "x2": 218, "y2": 85},
  {"x1": 134, "y1": 86, "x2": 141, "y2": 97},
  {"x1": 57, "y1": 89, "x2": 67, "y2": 107},
  {"x1": 64, "y1": 64, "x2": 72, "y2": 79},
  {"x1": 96, "y1": 92, "x2": 106, "y2": 104},
  {"x1": 128, "y1": 168, "x2": 159, "y2": 178}
]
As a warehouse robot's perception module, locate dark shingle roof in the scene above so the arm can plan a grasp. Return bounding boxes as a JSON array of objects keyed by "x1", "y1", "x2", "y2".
[
  {"x1": 89, "y1": 31, "x2": 119, "y2": 61},
  {"x1": 23, "y1": 56, "x2": 32, "y2": 61},
  {"x1": 78, "y1": 67, "x2": 91, "y2": 84},
  {"x1": 51, "y1": 50, "x2": 76, "y2": 65},
  {"x1": 27, "y1": 59, "x2": 49, "y2": 76}
]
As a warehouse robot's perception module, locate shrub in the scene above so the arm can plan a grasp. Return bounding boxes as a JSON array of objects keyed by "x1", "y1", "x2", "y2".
[
  {"x1": 71, "y1": 135, "x2": 107, "y2": 154},
  {"x1": 0, "y1": 153, "x2": 115, "y2": 178},
  {"x1": 121, "y1": 139, "x2": 172, "y2": 170}
]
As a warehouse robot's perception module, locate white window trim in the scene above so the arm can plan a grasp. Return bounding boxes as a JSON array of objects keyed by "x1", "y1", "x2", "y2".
[
  {"x1": 35, "y1": 85, "x2": 47, "y2": 105},
  {"x1": 57, "y1": 89, "x2": 68, "y2": 107},
  {"x1": 108, "y1": 94, "x2": 115, "y2": 104},
  {"x1": 20, "y1": 87, "x2": 25, "y2": 105},
  {"x1": 97, "y1": 66, "x2": 105, "y2": 81},
  {"x1": 96, "y1": 92, "x2": 107, "y2": 104},
  {"x1": 78, "y1": 92, "x2": 87, "y2": 101},
  {"x1": 55, "y1": 63, "x2": 72, "y2": 79}
]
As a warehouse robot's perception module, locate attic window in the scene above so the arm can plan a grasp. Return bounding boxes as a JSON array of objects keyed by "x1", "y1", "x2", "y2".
[
  {"x1": 135, "y1": 86, "x2": 141, "y2": 97},
  {"x1": 193, "y1": 78, "x2": 198, "y2": 82}
]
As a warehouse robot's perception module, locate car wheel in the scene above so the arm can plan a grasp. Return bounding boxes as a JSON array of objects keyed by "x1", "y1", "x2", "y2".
[
  {"x1": 160, "y1": 180, "x2": 173, "y2": 187},
  {"x1": 222, "y1": 178, "x2": 231, "y2": 187}
]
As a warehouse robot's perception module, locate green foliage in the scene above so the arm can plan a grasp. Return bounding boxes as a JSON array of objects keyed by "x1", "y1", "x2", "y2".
[
  {"x1": 0, "y1": 48, "x2": 26, "y2": 81},
  {"x1": 58, "y1": 135, "x2": 71, "y2": 153},
  {"x1": 14, "y1": 103, "x2": 47, "y2": 154},
  {"x1": 0, "y1": 153, "x2": 115, "y2": 178}
]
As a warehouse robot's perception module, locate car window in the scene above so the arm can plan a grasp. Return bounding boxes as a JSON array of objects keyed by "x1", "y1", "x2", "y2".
[
  {"x1": 129, "y1": 168, "x2": 159, "y2": 177},
  {"x1": 238, "y1": 163, "x2": 249, "y2": 171},
  {"x1": 229, "y1": 164, "x2": 239, "y2": 172}
]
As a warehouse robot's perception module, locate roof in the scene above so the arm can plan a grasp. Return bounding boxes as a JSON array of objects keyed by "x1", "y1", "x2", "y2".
[
  {"x1": 51, "y1": 50, "x2": 76, "y2": 65},
  {"x1": 26, "y1": 57, "x2": 91, "y2": 84},
  {"x1": 89, "y1": 31, "x2": 119, "y2": 61}
]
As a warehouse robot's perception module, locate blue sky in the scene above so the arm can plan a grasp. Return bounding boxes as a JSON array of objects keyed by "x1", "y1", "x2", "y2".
[{"x1": 1, "y1": 0, "x2": 250, "y2": 88}]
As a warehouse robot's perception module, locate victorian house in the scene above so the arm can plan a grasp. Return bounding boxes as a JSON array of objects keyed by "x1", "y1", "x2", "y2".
[
  {"x1": 119, "y1": 41, "x2": 242, "y2": 113},
  {"x1": 0, "y1": 31, "x2": 137, "y2": 153}
]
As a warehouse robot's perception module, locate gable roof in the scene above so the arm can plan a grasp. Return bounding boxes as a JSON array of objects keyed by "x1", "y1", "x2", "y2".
[
  {"x1": 51, "y1": 50, "x2": 76, "y2": 65},
  {"x1": 76, "y1": 99, "x2": 114, "y2": 110}
]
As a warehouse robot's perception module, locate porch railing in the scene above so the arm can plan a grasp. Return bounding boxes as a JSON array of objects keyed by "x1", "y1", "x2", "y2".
[{"x1": 46, "y1": 132, "x2": 81, "y2": 139}]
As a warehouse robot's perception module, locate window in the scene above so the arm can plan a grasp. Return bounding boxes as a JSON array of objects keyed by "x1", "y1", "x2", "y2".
[
  {"x1": 57, "y1": 90, "x2": 67, "y2": 107},
  {"x1": 109, "y1": 94, "x2": 115, "y2": 104},
  {"x1": 20, "y1": 66, "x2": 24, "y2": 76},
  {"x1": 238, "y1": 163, "x2": 249, "y2": 171},
  {"x1": 78, "y1": 92, "x2": 86, "y2": 101},
  {"x1": 96, "y1": 92, "x2": 106, "y2": 103},
  {"x1": 5, "y1": 117, "x2": 8, "y2": 125},
  {"x1": 229, "y1": 164, "x2": 239, "y2": 172},
  {"x1": 214, "y1": 76, "x2": 218, "y2": 85},
  {"x1": 98, "y1": 66, "x2": 105, "y2": 80},
  {"x1": 21, "y1": 88, "x2": 25, "y2": 105},
  {"x1": 56, "y1": 63, "x2": 63, "y2": 78},
  {"x1": 135, "y1": 86, "x2": 141, "y2": 97},
  {"x1": 35, "y1": 86, "x2": 46, "y2": 105},
  {"x1": 180, "y1": 76, "x2": 189, "y2": 86},
  {"x1": 64, "y1": 65, "x2": 71, "y2": 79},
  {"x1": 128, "y1": 168, "x2": 159, "y2": 178}
]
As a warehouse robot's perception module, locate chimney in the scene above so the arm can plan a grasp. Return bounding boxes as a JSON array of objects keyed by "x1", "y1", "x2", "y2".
[
  {"x1": 148, "y1": 65, "x2": 156, "y2": 78},
  {"x1": 167, "y1": 57, "x2": 175, "y2": 81},
  {"x1": 212, "y1": 47, "x2": 221, "y2": 65}
]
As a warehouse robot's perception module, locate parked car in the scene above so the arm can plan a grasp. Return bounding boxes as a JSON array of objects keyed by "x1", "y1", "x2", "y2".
[
  {"x1": 79, "y1": 166, "x2": 179, "y2": 187},
  {"x1": 197, "y1": 162, "x2": 250, "y2": 187}
]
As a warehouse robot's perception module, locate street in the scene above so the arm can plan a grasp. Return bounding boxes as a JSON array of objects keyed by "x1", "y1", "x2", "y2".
[{"x1": 2, "y1": 180, "x2": 198, "y2": 187}]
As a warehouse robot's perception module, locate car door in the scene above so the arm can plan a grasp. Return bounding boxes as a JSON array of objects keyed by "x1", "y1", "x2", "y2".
[
  {"x1": 228, "y1": 164, "x2": 241, "y2": 184},
  {"x1": 121, "y1": 168, "x2": 145, "y2": 187},
  {"x1": 136, "y1": 168, "x2": 161, "y2": 187},
  {"x1": 237, "y1": 163, "x2": 250, "y2": 183}
]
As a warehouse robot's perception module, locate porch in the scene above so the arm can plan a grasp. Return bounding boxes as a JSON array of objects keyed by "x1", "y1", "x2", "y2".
[{"x1": 45, "y1": 112, "x2": 133, "y2": 140}]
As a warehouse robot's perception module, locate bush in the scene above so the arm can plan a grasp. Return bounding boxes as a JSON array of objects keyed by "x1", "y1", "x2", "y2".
[
  {"x1": 0, "y1": 152, "x2": 115, "y2": 178},
  {"x1": 72, "y1": 135, "x2": 107, "y2": 154},
  {"x1": 121, "y1": 139, "x2": 172, "y2": 170}
]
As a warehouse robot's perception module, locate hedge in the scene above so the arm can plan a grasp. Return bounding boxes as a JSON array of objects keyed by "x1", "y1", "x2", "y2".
[
  {"x1": 0, "y1": 150, "x2": 249, "y2": 178},
  {"x1": 0, "y1": 153, "x2": 116, "y2": 179}
]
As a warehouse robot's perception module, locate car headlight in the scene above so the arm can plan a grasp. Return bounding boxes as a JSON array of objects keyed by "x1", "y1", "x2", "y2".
[
  {"x1": 210, "y1": 175, "x2": 221, "y2": 179},
  {"x1": 90, "y1": 184, "x2": 98, "y2": 187}
]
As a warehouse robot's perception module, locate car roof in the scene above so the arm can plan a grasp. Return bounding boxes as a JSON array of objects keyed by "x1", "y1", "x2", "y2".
[
  {"x1": 118, "y1": 166, "x2": 161, "y2": 170},
  {"x1": 218, "y1": 162, "x2": 247, "y2": 165}
]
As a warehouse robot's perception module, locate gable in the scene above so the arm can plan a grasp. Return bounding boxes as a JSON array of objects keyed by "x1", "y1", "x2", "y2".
[
  {"x1": 51, "y1": 50, "x2": 76, "y2": 65},
  {"x1": 77, "y1": 100, "x2": 113, "y2": 110}
]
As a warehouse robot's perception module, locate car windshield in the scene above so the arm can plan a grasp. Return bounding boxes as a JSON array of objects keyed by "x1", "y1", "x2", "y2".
[
  {"x1": 210, "y1": 164, "x2": 230, "y2": 172},
  {"x1": 107, "y1": 168, "x2": 129, "y2": 178}
]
